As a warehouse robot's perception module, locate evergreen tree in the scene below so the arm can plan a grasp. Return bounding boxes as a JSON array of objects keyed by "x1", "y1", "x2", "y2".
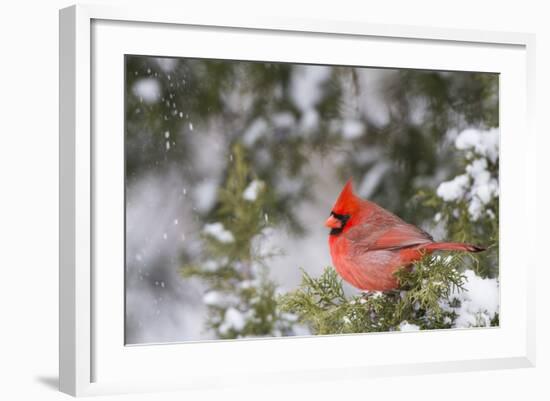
[{"x1": 180, "y1": 144, "x2": 297, "y2": 338}]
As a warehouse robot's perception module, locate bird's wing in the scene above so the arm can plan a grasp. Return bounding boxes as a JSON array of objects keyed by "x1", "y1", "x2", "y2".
[{"x1": 344, "y1": 214, "x2": 432, "y2": 252}]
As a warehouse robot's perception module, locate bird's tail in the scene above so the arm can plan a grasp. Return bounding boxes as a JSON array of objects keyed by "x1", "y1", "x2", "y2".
[{"x1": 424, "y1": 242, "x2": 486, "y2": 253}]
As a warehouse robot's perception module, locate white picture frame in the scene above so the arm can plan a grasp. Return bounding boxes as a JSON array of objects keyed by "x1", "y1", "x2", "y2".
[{"x1": 59, "y1": 4, "x2": 536, "y2": 397}]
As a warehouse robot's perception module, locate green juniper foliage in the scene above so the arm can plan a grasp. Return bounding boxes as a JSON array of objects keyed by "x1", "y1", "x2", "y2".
[
  {"x1": 180, "y1": 144, "x2": 296, "y2": 339},
  {"x1": 279, "y1": 254, "x2": 470, "y2": 334}
]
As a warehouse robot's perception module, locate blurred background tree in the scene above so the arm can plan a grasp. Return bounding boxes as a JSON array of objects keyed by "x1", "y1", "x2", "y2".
[
  {"x1": 180, "y1": 144, "x2": 298, "y2": 338},
  {"x1": 124, "y1": 56, "x2": 499, "y2": 343}
]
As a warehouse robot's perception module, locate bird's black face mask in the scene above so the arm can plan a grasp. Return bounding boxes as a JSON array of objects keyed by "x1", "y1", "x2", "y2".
[{"x1": 329, "y1": 211, "x2": 350, "y2": 236}]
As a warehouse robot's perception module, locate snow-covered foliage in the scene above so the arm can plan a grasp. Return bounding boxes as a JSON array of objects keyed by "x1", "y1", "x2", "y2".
[
  {"x1": 399, "y1": 321, "x2": 420, "y2": 332},
  {"x1": 242, "y1": 118, "x2": 268, "y2": 147},
  {"x1": 341, "y1": 119, "x2": 365, "y2": 140},
  {"x1": 445, "y1": 270, "x2": 499, "y2": 327},
  {"x1": 203, "y1": 222, "x2": 235, "y2": 244},
  {"x1": 436, "y1": 174, "x2": 470, "y2": 202},
  {"x1": 436, "y1": 128, "x2": 499, "y2": 221},
  {"x1": 132, "y1": 78, "x2": 161, "y2": 104},
  {"x1": 218, "y1": 307, "x2": 247, "y2": 334},
  {"x1": 180, "y1": 145, "x2": 298, "y2": 339},
  {"x1": 242, "y1": 179, "x2": 264, "y2": 202},
  {"x1": 455, "y1": 128, "x2": 499, "y2": 163}
]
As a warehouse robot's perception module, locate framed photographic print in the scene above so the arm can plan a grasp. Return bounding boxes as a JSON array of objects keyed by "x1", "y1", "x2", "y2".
[{"x1": 59, "y1": 4, "x2": 536, "y2": 396}]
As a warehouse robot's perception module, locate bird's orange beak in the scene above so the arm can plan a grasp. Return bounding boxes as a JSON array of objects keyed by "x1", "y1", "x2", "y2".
[{"x1": 325, "y1": 215, "x2": 342, "y2": 229}]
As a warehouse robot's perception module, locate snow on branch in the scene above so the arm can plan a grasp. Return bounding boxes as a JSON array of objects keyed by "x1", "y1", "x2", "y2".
[{"x1": 280, "y1": 253, "x2": 498, "y2": 335}]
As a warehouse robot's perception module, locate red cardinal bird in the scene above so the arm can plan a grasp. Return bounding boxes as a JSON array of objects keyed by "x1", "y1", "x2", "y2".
[{"x1": 325, "y1": 179, "x2": 484, "y2": 291}]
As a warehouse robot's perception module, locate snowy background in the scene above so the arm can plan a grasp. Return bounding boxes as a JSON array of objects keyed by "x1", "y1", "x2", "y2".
[{"x1": 124, "y1": 56, "x2": 499, "y2": 344}]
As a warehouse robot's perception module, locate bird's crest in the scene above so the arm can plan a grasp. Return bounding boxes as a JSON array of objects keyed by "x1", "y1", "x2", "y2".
[{"x1": 332, "y1": 178, "x2": 361, "y2": 215}]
